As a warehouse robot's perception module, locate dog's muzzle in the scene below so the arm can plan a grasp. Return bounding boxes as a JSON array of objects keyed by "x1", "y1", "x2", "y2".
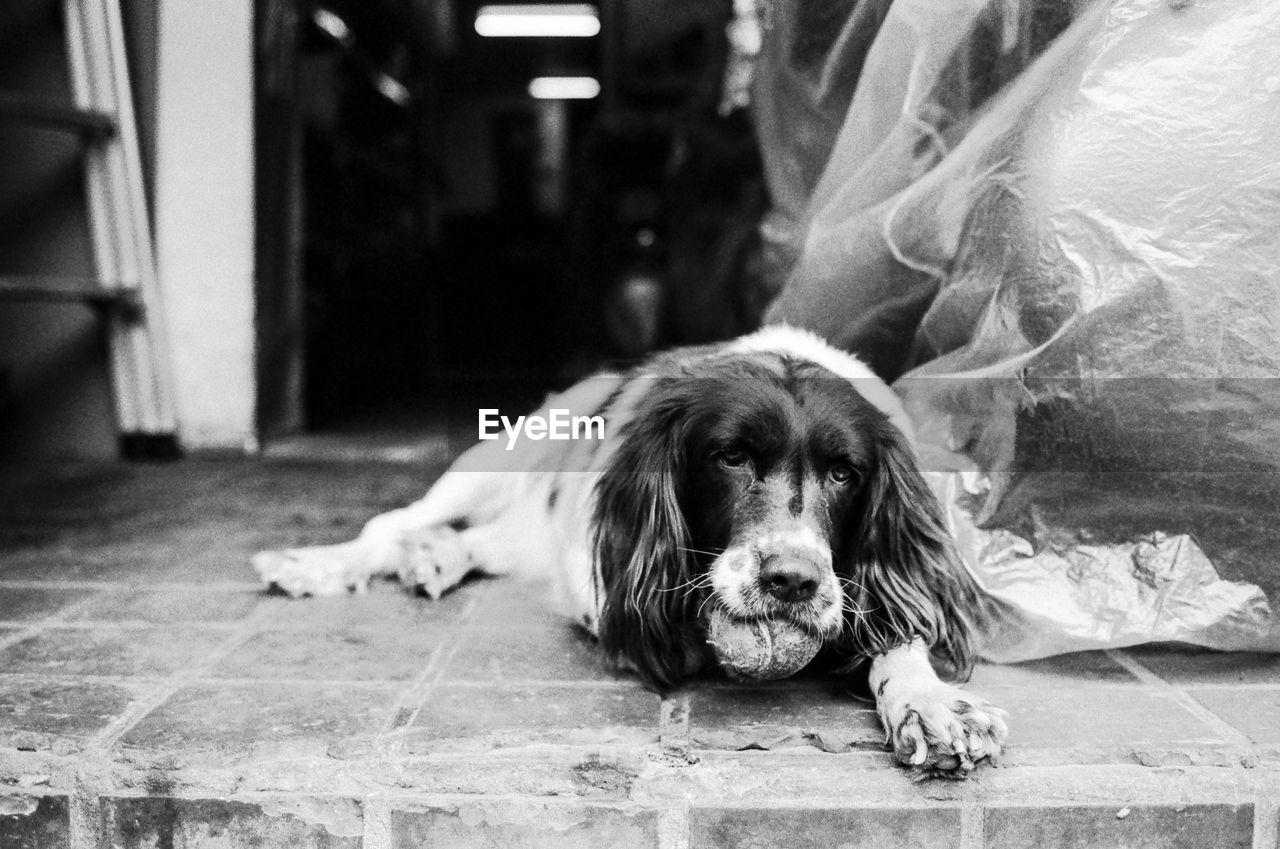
[{"x1": 709, "y1": 525, "x2": 842, "y2": 635}]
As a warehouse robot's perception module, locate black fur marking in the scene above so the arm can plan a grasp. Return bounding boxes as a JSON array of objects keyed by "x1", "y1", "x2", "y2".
[{"x1": 827, "y1": 416, "x2": 982, "y2": 683}]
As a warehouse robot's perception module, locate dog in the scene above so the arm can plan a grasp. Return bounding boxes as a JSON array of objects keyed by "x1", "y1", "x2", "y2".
[{"x1": 253, "y1": 325, "x2": 1007, "y2": 778}]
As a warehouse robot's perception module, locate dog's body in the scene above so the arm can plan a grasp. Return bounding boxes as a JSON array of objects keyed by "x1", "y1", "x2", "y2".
[{"x1": 254, "y1": 325, "x2": 1007, "y2": 778}]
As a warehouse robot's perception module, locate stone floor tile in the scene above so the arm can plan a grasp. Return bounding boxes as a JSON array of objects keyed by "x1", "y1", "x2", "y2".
[
  {"x1": 464, "y1": 578, "x2": 572, "y2": 632},
  {"x1": 211, "y1": 624, "x2": 449, "y2": 681},
  {"x1": 254, "y1": 579, "x2": 475, "y2": 632},
  {"x1": 969, "y1": 651, "x2": 1138, "y2": 688},
  {"x1": 0, "y1": 587, "x2": 97, "y2": 623},
  {"x1": 83, "y1": 534, "x2": 293, "y2": 586},
  {"x1": 117, "y1": 681, "x2": 399, "y2": 759},
  {"x1": 0, "y1": 460, "x2": 433, "y2": 555},
  {"x1": 391, "y1": 801, "x2": 658, "y2": 849},
  {"x1": 442, "y1": 621, "x2": 622, "y2": 683},
  {"x1": 984, "y1": 803, "x2": 1253, "y2": 849},
  {"x1": 101, "y1": 796, "x2": 362, "y2": 849},
  {"x1": 1125, "y1": 646, "x2": 1280, "y2": 685},
  {"x1": 68, "y1": 588, "x2": 260, "y2": 624},
  {"x1": 0, "y1": 551, "x2": 122, "y2": 583},
  {"x1": 0, "y1": 678, "x2": 136, "y2": 744},
  {"x1": 1187, "y1": 687, "x2": 1280, "y2": 743},
  {"x1": 690, "y1": 806, "x2": 962, "y2": 849},
  {"x1": 0, "y1": 544, "x2": 257, "y2": 588},
  {"x1": 0, "y1": 627, "x2": 230, "y2": 678},
  {"x1": 0, "y1": 794, "x2": 69, "y2": 849},
  {"x1": 406, "y1": 683, "x2": 659, "y2": 750},
  {"x1": 974, "y1": 684, "x2": 1223, "y2": 748},
  {"x1": 223, "y1": 459, "x2": 440, "y2": 515},
  {"x1": 686, "y1": 681, "x2": 881, "y2": 751}
]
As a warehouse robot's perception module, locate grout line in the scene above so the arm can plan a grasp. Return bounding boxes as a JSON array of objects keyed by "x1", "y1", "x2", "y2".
[
  {"x1": 0, "y1": 579, "x2": 265, "y2": 592},
  {"x1": 0, "y1": 671, "x2": 430, "y2": 689},
  {"x1": 0, "y1": 671, "x2": 487, "y2": 690},
  {"x1": 0, "y1": 620, "x2": 245, "y2": 632},
  {"x1": 0, "y1": 668, "x2": 658, "y2": 691},
  {"x1": 1253, "y1": 796, "x2": 1279, "y2": 849},
  {"x1": 362, "y1": 794, "x2": 393, "y2": 849},
  {"x1": 89, "y1": 623, "x2": 264, "y2": 754},
  {"x1": 1107, "y1": 650, "x2": 1255, "y2": 748},
  {"x1": 429, "y1": 677, "x2": 643, "y2": 690},
  {"x1": 68, "y1": 773, "x2": 102, "y2": 849},
  {"x1": 0, "y1": 626, "x2": 40, "y2": 653},
  {"x1": 377, "y1": 590, "x2": 484, "y2": 739},
  {"x1": 992, "y1": 681, "x2": 1280, "y2": 692},
  {"x1": 959, "y1": 801, "x2": 984, "y2": 849},
  {"x1": 1104, "y1": 650, "x2": 1190, "y2": 688},
  {"x1": 0, "y1": 672, "x2": 170, "y2": 689},
  {"x1": 0, "y1": 590, "x2": 116, "y2": 653},
  {"x1": 657, "y1": 804, "x2": 690, "y2": 849},
  {"x1": 659, "y1": 693, "x2": 691, "y2": 757}
]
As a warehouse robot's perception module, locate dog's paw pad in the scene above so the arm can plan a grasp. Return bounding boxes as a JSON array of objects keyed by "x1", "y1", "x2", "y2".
[{"x1": 889, "y1": 690, "x2": 1007, "y2": 780}]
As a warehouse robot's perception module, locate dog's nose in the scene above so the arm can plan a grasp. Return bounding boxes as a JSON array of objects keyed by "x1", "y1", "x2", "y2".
[{"x1": 758, "y1": 554, "x2": 822, "y2": 603}]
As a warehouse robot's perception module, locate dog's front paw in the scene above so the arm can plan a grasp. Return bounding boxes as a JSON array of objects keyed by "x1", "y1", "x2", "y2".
[
  {"x1": 252, "y1": 545, "x2": 368, "y2": 597},
  {"x1": 397, "y1": 527, "x2": 476, "y2": 599},
  {"x1": 881, "y1": 685, "x2": 1007, "y2": 780}
]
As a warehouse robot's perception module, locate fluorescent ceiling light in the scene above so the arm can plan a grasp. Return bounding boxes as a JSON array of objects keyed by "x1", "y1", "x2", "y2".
[
  {"x1": 375, "y1": 74, "x2": 411, "y2": 107},
  {"x1": 312, "y1": 8, "x2": 353, "y2": 45},
  {"x1": 475, "y1": 4, "x2": 600, "y2": 37},
  {"x1": 528, "y1": 76, "x2": 600, "y2": 100}
]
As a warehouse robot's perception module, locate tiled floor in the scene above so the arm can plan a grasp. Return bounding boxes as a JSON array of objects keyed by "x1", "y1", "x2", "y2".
[{"x1": 1, "y1": 460, "x2": 1278, "y2": 848}]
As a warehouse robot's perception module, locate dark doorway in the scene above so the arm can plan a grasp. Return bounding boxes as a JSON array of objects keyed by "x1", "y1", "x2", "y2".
[{"x1": 254, "y1": 0, "x2": 763, "y2": 443}]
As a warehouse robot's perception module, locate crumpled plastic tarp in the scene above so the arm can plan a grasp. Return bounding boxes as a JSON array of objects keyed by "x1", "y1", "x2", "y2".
[{"x1": 753, "y1": 0, "x2": 1280, "y2": 660}]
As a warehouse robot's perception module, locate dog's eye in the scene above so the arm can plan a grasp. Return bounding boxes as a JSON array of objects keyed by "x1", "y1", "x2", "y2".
[
  {"x1": 829, "y1": 463, "x2": 857, "y2": 484},
  {"x1": 715, "y1": 448, "x2": 750, "y2": 468}
]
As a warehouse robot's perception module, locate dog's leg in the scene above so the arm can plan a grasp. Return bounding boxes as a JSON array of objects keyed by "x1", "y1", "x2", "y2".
[
  {"x1": 253, "y1": 463, "x2": 534, "y2": 598},
  {"x1": 396, "y1": 511, "x2": 558, "y2": 599},
  {"x1": 254, "y1": 378, "x2": 616, "y2": 599},
  {"x1": 869, "y1": 638, "x2": 1008, "y2": 780}
]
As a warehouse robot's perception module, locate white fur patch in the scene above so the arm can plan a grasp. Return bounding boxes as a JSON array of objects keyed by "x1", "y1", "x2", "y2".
[
  {"x1": 709, "y1": 526, "x2": 843, "y2": 635},
  {"x1": 754, "y1": 525, "x2": 831, "y2": 568},
  {"x1": 869, "y1": 639, "x2": 1009, "y2": 777}
]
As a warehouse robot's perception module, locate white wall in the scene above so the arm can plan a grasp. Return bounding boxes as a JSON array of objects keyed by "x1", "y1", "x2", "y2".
[{"x1": 155, "y1": 0, "x2": 257, "y2": 452}]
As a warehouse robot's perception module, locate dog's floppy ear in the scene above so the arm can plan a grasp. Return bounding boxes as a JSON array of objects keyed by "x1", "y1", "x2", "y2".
[
  {"x1": 839, "y1": 423, "x2": 983, "y2": 682},
  {"x1": 592, "y1": 382, "x2": 702, "y2": 691}
]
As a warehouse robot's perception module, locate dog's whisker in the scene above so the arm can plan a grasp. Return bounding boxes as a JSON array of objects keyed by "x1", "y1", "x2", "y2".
[
  {"x1": 837, "y1": 588, "x2": 871, "y2": 607},
  {"x1": 837, "y1": 575, "x2": 872, "y2": 595},
  {"x1": 658, "y1": 573, "x2": 715, "y2": 594},
  {"x1": 695, "y1": 594, "x2": 716, "y2": 621},
  {"x1": 677, "y1": 545, "x2": 727, "y2": 559}
]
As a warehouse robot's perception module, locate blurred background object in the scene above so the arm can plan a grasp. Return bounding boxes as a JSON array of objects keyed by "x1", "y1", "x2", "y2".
[
  {"x1": 752, "y1": 0, "x2": 1280, "y2": 659},
  {"x1": 0, "y1": 0, "x2": 767, "y2": 459}
]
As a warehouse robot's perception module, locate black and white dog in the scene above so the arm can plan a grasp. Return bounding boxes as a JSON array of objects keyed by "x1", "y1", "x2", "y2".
[{"x1": 254, "y1": 325, "x2": 1007, "y2": 778}]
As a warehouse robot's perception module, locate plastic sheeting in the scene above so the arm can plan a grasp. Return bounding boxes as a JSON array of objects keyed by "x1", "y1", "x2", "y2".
[{"x1": 755, "y1": 0, "x2": 1280, "y2": 660}]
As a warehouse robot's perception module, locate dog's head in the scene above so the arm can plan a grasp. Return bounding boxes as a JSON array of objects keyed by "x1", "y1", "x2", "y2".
[{"x1": 592, "y1": 354, "x2": 980, "y2": 691}]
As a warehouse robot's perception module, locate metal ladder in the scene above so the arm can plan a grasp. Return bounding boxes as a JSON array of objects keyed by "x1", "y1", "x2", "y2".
[{"x1": 0, "y1": 0, "x2": 178, "y2": 458}]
